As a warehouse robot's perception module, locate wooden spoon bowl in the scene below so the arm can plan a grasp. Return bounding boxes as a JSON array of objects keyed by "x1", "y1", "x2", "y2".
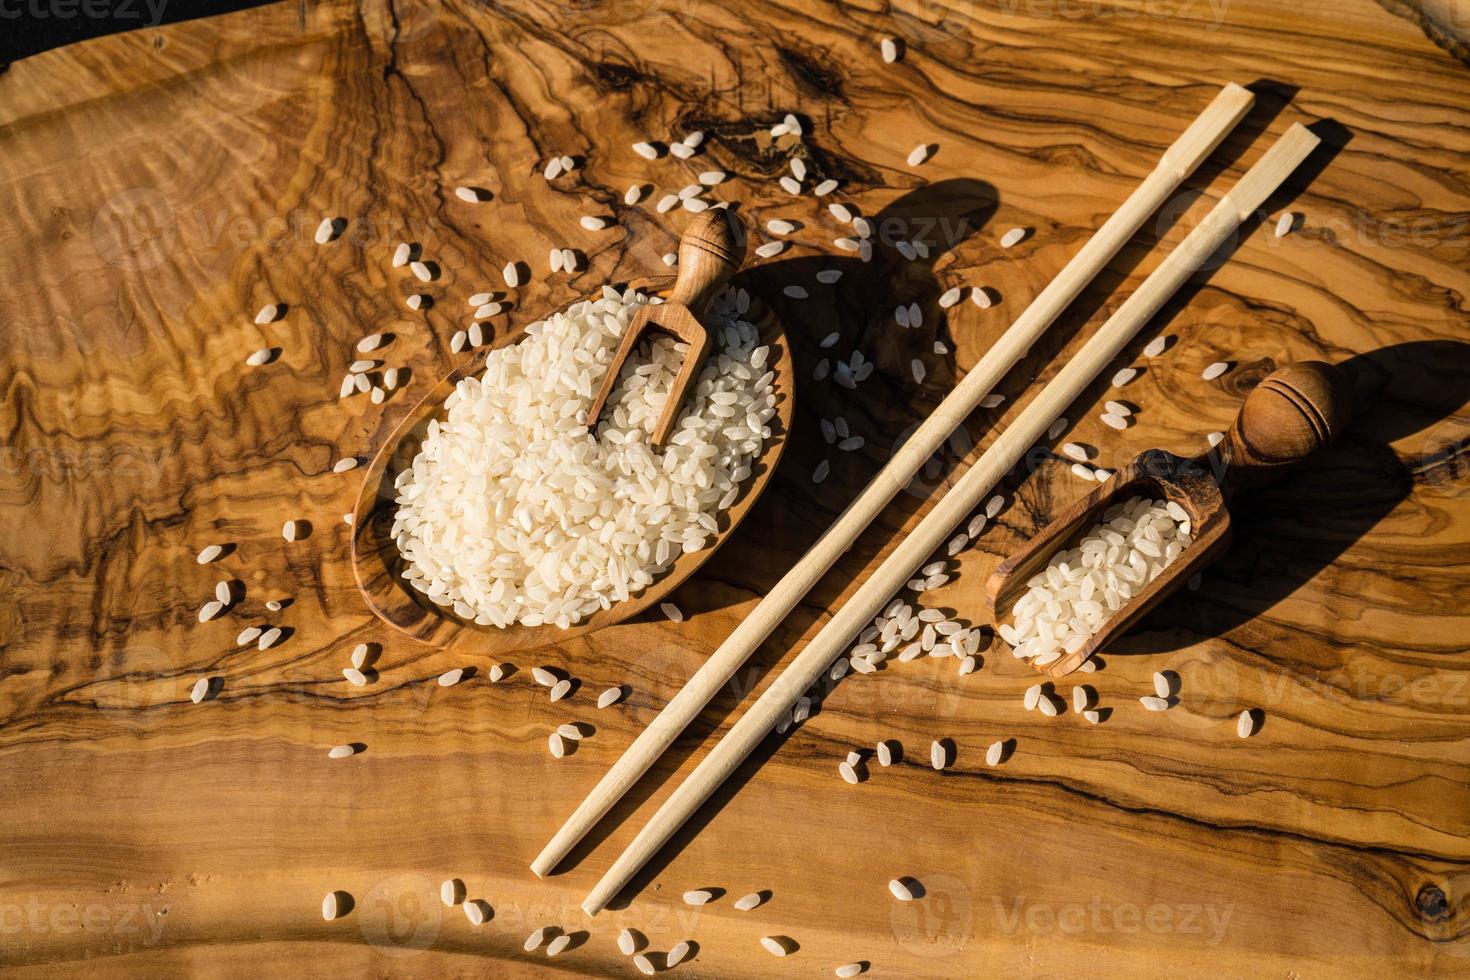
[
  {"x1": 349, "y1": 277, "x2": 794, "y2": 655},
  {"x1": 985, "y1": 361, "x2": 1351, "y2": 677}
]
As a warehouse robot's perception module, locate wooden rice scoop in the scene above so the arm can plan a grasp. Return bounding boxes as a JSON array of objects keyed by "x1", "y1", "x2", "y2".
[
  {"x1": 583, "y1": 208, "x2": 744, "y2": 447},
  {"x1": 984, "y1": 360, "x2": 1352, "y2": 677}
]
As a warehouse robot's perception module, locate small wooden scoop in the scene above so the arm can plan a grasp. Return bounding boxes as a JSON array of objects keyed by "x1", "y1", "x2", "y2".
[
  {"x1": 584, "y1": 209, "x2": 745, "y2": 447},
  {"x1": 984, "y1": 361, "x2": 1352, "y2": 677}
]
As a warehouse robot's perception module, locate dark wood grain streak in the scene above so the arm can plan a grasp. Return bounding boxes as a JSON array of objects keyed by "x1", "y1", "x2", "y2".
[{"x1": 1, "y1": 0, "x2": 1469, "y2": 975}]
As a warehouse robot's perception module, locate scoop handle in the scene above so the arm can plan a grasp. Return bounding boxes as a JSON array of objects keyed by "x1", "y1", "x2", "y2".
[
  {"x1": 669, "y1": 209, "x2": 744, "y2": 314},
  {"x1": 1223, "y1": 360, "x2": 1351, "y2": 487}
]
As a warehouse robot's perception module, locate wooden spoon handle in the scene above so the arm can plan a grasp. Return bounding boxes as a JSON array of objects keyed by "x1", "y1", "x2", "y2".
[
  {"x1": 668, "y1": 210, "x2": 744, "y2": 314},
  {"x1": 1223, "y1": 360, "x2": 1351, "y2": 488}
]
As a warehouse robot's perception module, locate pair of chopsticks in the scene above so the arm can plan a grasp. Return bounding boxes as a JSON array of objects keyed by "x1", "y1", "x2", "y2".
[{"x1": 543, "y1": 84, "x2": 1320, "y2": 915}]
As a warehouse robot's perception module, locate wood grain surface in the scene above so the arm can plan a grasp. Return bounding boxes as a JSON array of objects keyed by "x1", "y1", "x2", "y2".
[{"x1": 2, "y1": 0, "x2": 1469, "y2": 976}]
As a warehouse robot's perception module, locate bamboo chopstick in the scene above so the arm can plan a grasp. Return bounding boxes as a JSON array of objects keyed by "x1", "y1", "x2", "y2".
[
  {"x1": 531, "y1": 82, "x2": 1256, "y2": 880},
  {"x1": 581, "y1": 122, "x2": 1322, "y2": 915}
]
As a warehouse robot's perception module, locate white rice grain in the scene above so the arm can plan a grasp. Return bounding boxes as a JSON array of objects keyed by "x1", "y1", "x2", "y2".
[
  {"x1": 1153, "y1": 671, "x2": 1172, "y2": 699},
  {"x1": 735, "y1": 891, "x2": 764, "y2": 911},
  {"x1": 929, "y1": 740, "x2": 947, "y2": 770},
  {"x1": 1237, "y1": 709, "x2": 1257, "y2": 738},
  {"x1": 760, "y1": 937, "x2": 791, "y2": 957},
  {"x1": 440, "y1": 879, "x2": 463, "y2": 906}
]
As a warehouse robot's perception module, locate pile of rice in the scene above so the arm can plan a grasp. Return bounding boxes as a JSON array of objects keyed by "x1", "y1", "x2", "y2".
[
  {"x1": 999, "y1": 496, "x2": 1191, "y2": 664},
  {"x1": 390, "y1": 285, "x2": 775, "y2": 628}
]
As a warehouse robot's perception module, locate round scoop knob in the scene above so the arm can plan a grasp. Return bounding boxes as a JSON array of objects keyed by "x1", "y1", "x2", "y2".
[
  {"x1": 671, "y1": 209, "x2": 745, "y2": 312},
  {"x1": 1226, "y1": 360, "x2": 1351, "y2": 475}
]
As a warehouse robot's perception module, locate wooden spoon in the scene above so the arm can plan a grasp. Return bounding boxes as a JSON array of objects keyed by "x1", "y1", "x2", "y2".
[
  {"x1": 585, "y1": 209, "x2": 744, "y2": 448},
  {"x1": 984, "y1": 361, "x2": 1351, "y2": 677},
  {"x1": 349, "y1": 235, "x2": 792, "y2": 655}
]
